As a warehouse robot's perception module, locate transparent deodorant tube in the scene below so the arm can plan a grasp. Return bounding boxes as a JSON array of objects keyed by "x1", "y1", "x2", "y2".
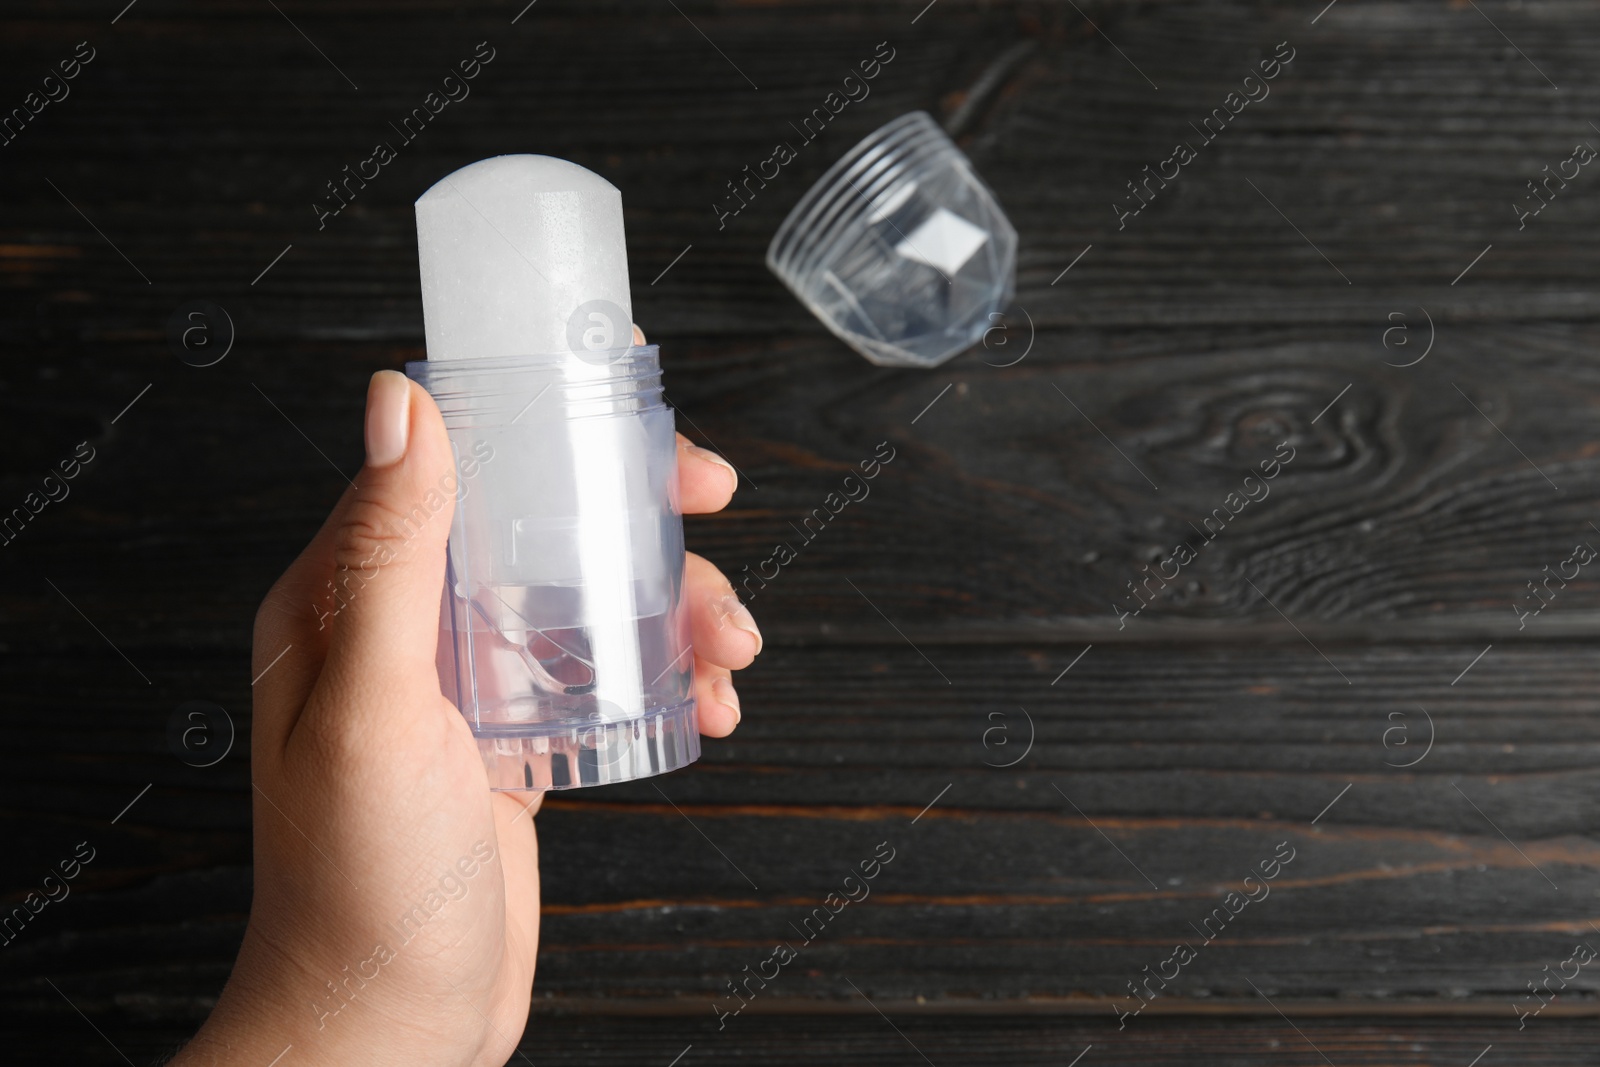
[{"x1": 406, "y1": 346, "x2": 699, "y2": 790}]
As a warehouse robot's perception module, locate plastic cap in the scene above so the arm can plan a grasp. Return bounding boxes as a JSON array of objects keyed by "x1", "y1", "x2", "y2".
[{"x1": 767, "y1": 112, "x2": 1017, "y2": 369}]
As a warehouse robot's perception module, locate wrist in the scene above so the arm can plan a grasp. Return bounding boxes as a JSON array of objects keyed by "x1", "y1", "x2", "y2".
[{"x1": 172, "y1": 925, "x2": 475, "y2": 1067}]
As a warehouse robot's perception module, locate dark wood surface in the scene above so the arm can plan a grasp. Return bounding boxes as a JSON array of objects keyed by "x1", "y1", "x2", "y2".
[{"x1": 4, "y1": 0, "x2": 1600, "y2": 1063}]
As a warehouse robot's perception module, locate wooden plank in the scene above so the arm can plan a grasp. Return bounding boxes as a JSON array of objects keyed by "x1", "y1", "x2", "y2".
[
  {"x1": 0, "y1": 2, "x2": 1020, "y2": 339},
  {"x1": 3, "y1": 0, "x2": 1600, "y2": 1057},
  {"x1": 7, "y1": 1013, "x2": 1598, "y2": 1067},
  {"x1": 6, "y1": 326, "x2": 1600, "y2": 645},
  {"x1": 6, "y1": 1, "x2": 1600, "y2": 640},
  {"x1": 3, "y1": 643, "x2": 1597, "y2": 1013},
  {"x1": 4, "y1": 1, "x2": 1600, "y2": 340}
]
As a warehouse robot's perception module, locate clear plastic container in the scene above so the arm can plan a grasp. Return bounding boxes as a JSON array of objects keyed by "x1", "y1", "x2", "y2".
[
  {"x1": 406, "y1": 344, "x2": 699, "y2": 790},
  {"x1": 767, "y1": 111, "x2": 1017, "y2": 369}
]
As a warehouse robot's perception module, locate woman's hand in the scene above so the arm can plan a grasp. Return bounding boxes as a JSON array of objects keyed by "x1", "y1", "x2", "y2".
[{"x1": 174, "y1": 345, "x2": 757, "y2": 1067}]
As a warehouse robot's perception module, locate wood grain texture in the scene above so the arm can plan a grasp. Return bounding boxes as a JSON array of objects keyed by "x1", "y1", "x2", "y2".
[
  {"x1": 2, "y1": 0, "x2": 1599, "y2": 1060},
  {"x1": 4, "y1": 643, "x2": 1597, "y2": 1017},
  {"x1": 15, "y1": 1015, "x2": 1600, "y2": 1067},
  {"x1": 7, "y1": 326, "x2": 1600, "y2": 645}
]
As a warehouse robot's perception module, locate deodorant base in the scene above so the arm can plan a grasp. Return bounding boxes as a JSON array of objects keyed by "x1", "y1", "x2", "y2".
[
  {"x1": 408, "y1": 345, "x2": 699, "y2": 792},
  {"x1": 474, "y1": 700, "x2": 699, "y2": 791}
]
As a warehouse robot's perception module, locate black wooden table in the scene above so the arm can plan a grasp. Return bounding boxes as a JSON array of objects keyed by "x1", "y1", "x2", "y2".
[{"x1": 4, "y1": 1, "x2": 1600, "y2": 1063}]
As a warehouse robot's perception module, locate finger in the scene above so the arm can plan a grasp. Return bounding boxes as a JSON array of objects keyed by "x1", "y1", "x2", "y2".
[
  {"x1": 635, "y1": 319, "x2": 736, "y2": 512},
  {"x1": 686, "y1": 551, "x2": 761, "y2": 669},
  {"x1": 251, "y1": 483, "x2": 359, "y2": 756},
  {"x1": 294, "y1": 371, "x2": 458, "y2": 741},
  {"x1": 676, "y1": 432, "x2": 737, "y2": 514},
  {"x1": 251, "y1": 416, "x2": 417, "y2": 755},
  {"x1": 692, "y1": 657, "x2": 739, "y2": 737}
]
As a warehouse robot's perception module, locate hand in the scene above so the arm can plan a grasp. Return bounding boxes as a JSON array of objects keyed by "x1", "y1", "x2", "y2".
[{"x1": 174, "y1": 344, "x2": 759, "y2": 1067}]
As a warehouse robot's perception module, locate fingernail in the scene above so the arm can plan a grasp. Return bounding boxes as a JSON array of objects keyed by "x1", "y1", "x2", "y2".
[
  {"x1": 688, "y1": 444, "x2": 738, "y2": 493},
  {"x1": 716, "y1": 594, "x2": 763, "y2": 655},
  {"x1": 632, "y1": 323, "x2": 647, "y2": 345},
  {"x1": 365, "y1": 370, "x2": 411, "y2": 468},
  {"x1": 712, "y1": 676, "x2": 741, "y2": 723}
]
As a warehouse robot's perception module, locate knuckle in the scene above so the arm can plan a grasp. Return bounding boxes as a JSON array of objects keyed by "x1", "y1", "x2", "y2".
[
  {"x1": 254, "y1": 571, "x2": 308, "y2": 642},
  {"x1": 330, "y1": 491, "x2": 439, "y2": 574}
]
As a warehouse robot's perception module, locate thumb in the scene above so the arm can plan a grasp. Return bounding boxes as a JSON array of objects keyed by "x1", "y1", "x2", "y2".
[{"x1": 314, "y1": 370, "x2": 456, "y2": 707}]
